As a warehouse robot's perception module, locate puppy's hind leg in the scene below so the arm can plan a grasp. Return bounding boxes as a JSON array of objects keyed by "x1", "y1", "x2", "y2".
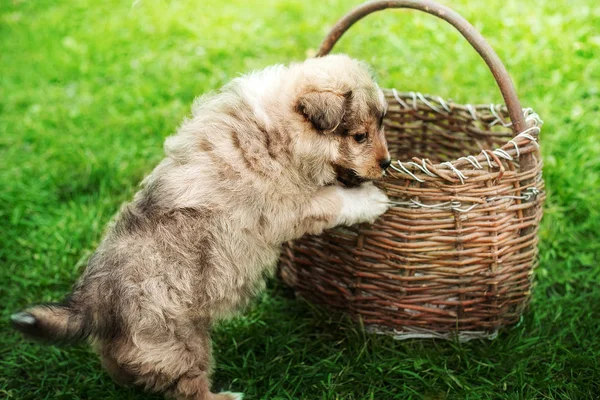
[
  {"x1": 97, "y1": 340, "x2": 136, "y2": 386},
  {"x1": 171, "y1": 374, "x2": 243, "y2": 400},
  {"x1": 152, "y1": 328, "x2": 244, "y2": 400},
  {"x1": 97, "y1": 325, "x2": 242, "y2": 400}
]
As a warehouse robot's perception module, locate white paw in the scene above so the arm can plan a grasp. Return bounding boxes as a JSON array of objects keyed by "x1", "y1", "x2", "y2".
[
  {"x1": 334, "y1": 182, "x2": 390, "y2": 226},
  {"x1": 219, "y1": 392, "x2": 244, "y2": 400}
]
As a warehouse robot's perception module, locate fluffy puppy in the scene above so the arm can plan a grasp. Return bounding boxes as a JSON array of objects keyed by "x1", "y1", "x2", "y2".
[{"x1": 11, "y1": 54, "x2": 391, "y2": 400}]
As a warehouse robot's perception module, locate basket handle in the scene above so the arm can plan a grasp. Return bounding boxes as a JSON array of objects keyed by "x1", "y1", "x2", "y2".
[{"x1": 317, "y1": 0, "x2": 526, "y2": 136}]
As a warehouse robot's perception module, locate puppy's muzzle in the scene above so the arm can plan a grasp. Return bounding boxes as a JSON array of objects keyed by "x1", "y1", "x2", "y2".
[{"x1": 379, "y1": 158, "x2": 392, "y2": 170}]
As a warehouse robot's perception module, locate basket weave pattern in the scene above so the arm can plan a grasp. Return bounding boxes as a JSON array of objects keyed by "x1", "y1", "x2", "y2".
[{"x1": 279, "y1": 90, "x2": 544, "y2": 340}]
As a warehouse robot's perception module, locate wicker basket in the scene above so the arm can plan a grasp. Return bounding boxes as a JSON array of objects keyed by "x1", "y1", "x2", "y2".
[{"x1": 279, "y1": 0, "x2": 545, "y2": 341}]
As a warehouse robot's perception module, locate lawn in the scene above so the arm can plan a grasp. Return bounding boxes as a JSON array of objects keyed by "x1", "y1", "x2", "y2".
[{"x1": 1, "y1": 0, "x2": 599, "y2": 399}]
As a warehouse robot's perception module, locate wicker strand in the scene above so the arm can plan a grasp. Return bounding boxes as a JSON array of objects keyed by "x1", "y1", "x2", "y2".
[
  {"x1": 392, "y1": 88, "x2": 410, "y2": 109},
  {"x1": 390, "y1": 161, "x2": 426, "y2": 182},
  {"x1": 390, "y1": 187, "x2": 541, "y2": 212},
  {"x1": 489, "y1": 103, "x2": 512, "y2": 127}
]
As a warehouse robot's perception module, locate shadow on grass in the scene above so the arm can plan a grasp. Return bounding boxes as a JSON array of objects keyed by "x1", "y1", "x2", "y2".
[{"x1": 3, "y1": 275, "x2": 600, "y2": 399}]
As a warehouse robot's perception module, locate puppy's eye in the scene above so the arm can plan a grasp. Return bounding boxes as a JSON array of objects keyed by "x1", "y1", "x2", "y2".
[{"x1": 353, "y1": 133, "x2": 367, "y2": 144}]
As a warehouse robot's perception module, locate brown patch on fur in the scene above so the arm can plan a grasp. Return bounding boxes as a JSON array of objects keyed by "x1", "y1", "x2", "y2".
[
  {"x1": 201, "y1": 148, "x2": 243, "y2": 183},
  {"x1": 231, "y1": 130, "x2": 273, "y2": 179},
  {"x1": 198, "y1": 140, "x2": 214, "y2": 153},
  {"x1": 297, "y1": 90, "x2": 349, "y2": 132},
  {"x1": 258, "y1": 214, "x2": 267, "y2": 229},
  {"x1": 230, "y1": 131, "x2": 255, "y2": 172},
  {"x1": 306, "y1": 214, "x2": 330, "y2": 224},
  {"x1": 261, "y1": 125, "x2": 277, "y2": 160}
]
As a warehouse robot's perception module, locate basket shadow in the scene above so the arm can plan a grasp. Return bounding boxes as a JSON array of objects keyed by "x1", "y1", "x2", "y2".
[{"x1": 210, "y1": 279, "x2": 469, "y2": 397}]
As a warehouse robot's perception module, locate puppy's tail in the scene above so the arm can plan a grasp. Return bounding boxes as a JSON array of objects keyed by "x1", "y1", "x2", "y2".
[{"x1": 11, "y1": 301, "x2": 89, "y2": 344}]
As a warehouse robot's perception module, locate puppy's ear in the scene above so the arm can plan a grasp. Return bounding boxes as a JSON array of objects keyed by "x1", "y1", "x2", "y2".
[{"x1": 297, "y1": 90, "x2": 351, "y2": 132}]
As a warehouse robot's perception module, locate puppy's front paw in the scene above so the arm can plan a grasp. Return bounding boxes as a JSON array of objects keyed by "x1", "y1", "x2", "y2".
[{"x1": 335, "y1": 182, "x2": 390, "y2": 226}]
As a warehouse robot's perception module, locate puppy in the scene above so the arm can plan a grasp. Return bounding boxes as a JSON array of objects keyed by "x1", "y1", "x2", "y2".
[{"x1": 11, "y1": 54, "x2": 391, "y2": 400}]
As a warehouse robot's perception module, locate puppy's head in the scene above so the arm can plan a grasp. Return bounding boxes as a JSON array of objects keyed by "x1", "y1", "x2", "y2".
[{"x1": 293, "y1": 55, "x2": 390, "y2": 186}]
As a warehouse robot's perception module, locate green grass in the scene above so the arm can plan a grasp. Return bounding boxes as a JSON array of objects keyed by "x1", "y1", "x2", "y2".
[{"x1": 1, "y1": 0, "x2": 599, "y2": 398}]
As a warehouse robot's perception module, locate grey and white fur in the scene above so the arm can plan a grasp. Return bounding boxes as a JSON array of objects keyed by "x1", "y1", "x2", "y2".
[{"x1": 11, "y1": 54, "x2": 391, "y2": 400}]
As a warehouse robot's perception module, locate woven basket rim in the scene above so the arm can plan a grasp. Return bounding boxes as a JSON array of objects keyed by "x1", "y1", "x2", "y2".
[{"x1": 382, "y1": 89, "x2": 542, "y2": 185}]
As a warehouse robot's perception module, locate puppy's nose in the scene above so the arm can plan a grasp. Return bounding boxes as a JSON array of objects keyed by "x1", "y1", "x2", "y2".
[{"x1": 379, "y1": 158, "x2": 392, "y2": 170}]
